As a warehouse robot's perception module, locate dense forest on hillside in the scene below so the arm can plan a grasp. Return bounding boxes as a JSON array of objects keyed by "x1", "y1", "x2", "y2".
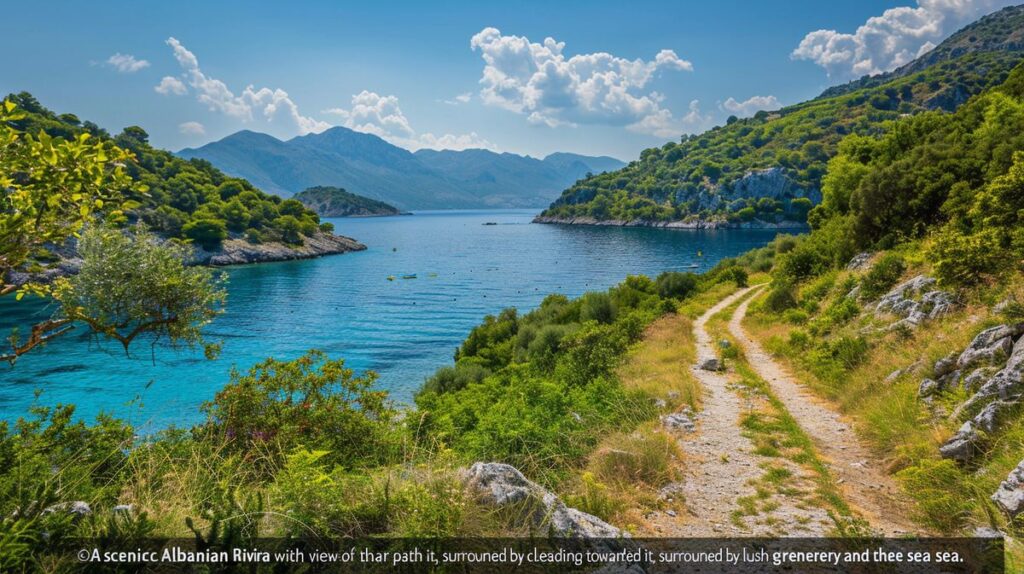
[
  {"x1": 4, "y1": 92, "x2": 329, "y2": 251},
  {"x1": 540, "y1": 6, "x2": 1024, "y2": 225},
  {"x1": 776, "y1": 61, "x2": 1024, "y2": 285}
]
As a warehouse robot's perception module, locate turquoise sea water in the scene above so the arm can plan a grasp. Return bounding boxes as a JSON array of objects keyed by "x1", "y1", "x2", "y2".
[{"x1": 0, "y1": 209, "x2": 786, "y2": 431}]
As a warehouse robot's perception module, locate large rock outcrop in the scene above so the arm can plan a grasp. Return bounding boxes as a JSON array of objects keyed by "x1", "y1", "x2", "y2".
[
  {"x1": 191, "y1": 231, "x2": 365, "y2": 266},
  {"x1": 875, "y1": 275, "x2": 957, "y2": 328},
  {"x1": 723, "y1": 167, "x2": 822, "y2": 205},
  {"x1": 992, "y1": 459, "x2": 1024, "y2": 518},
  {"x1": 934, "y1": 324, "x2": 1024, "y2": 463},
  {"x1": 461, "y1": 462, "x2": 624, "y2": 538}
]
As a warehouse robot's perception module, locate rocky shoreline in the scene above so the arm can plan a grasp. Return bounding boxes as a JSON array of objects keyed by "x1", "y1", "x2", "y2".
[
  {"x1": 7, "y1": 231, "x2": 366, "y2": 287},
  {"x1": 191, "y1": 231, "x2": 366, "y2": 266},
  {"x1": 531, "y1": 215, "x2": 809, "y2": 230}
]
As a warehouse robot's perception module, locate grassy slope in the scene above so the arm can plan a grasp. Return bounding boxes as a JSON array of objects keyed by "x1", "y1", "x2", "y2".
[{"x1": 737, "y1": 240, "x2": 1024, "y2": 552}]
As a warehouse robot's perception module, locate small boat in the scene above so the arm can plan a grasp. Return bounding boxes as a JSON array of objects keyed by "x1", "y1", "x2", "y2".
[
  {"x1": 402, "y1": 274, "x2": 417, "y2": 279},
  {"x1": 387, "y1": 275, "x2": 395, "y2": 281},
  {"x1": 686, "y1": 263, "x2": 700, "y2": 269},
  {"x1": 483, "y1": 222, "x2": 498, "y2": 226}
]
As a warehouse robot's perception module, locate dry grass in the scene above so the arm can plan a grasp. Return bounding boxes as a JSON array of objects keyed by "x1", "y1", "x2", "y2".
[
  {"x1": 564, "y1": 422, "x2": 684, "y2": 531},
  {"x1": 616, "y1": 312, "x2": 702, "y2": 411},
  {"x1": 561, "y1": 310, "x2": 701, "y2": 531}
]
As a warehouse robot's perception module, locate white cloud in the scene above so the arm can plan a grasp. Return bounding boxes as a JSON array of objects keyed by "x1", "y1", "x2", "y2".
[
  {"x1": 106, "y1": 53, "x2": 150, "y2": 73},
  {"x1": 324, "y1": 90, "x2": 496, "y2": 151},
  {"x1": 444, "y1": 92, "x2": 473, "y2": 105},
  {"x1": 792, "y1": 0, "x2": 1015, "y2": 78},
  {"x1": 165, "y1": 37, "x2": 330, "y2": 135},
  {"x1": 627, "y1": 99, "x2": 713, "y2": 138},
  {"x1": 324, "y1": 91, "x2": 415, "y2": 139},
  {"x1": 178, "y1": 121, "x2": 205, "y2": 135},
  {"x1": 155, "y1": 76, "x2": 187, "y2": 96},
  {"x1": 721, "y1": 95, "x2": 782, "y2": 117},
  {"x1": 417, "y1": 132, "x2": 494, "y2": 151},
  {"x1": 468, "y1": 27, "x2": 694, "y2": 135}
]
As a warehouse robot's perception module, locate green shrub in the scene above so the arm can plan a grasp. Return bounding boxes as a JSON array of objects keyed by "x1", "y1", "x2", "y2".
[
  {"x1": 521, "y1": 324, "x2": 574, "y2": 371},
  {"x1": 564, "y1": 472, "x2": 623, "y2": 522},
  {"x1": 274, "y1": 215, "x2": 304, "y2": 245},
  {"x1": 244, "y1": 228, "x2": 263, "y2": 244},
  {"x1": 555, "y1": 322, "x2": 629, "y2": 387},
  {"x1": 201, "y1": 350, "x2": 399, "y2": 471},
  {"x1": 722, "y1": 266, "x2": 749, "y2": 287},
  {"x1": 419, "y1": 363, "x2": 491, "y2": 395},
  {"x1": 860, "y1": 253, "x2": 906, "y2": 298},
  {"x1": 788, "y1": 330, "x2": 811, "y2": 349},
  {"x1": 762, "y1": 283, "x2": 798, "y2": 313},
  {"x1": 222, "y1": 199, "x2": 251, "y2": 232},
  {"x1": 827, "y1": 336, "x2": 870, "y2": 369},
  {"x1": 579, "y1": 292, "x2": 617, "y2": 324},
  {"x1": 655, "y1": 271, "x2": 698, "y2": 299},
  {"x1": 810, "y1": 298, "x2": 861, "y2": 334},
  {"x1": 783, "y1": 308, "x2": 809, "y2": 325},
  {"x1": 0, "y1": 405, "x2": 133, "y2": 518},
  {"x1": 929, "y1": 226, "x2": 1007, "y2": 286},
  {"x1": 800, "y1": 271, "x2": 836, "y2": 302},
  {"x1": 183, "y1": 218, "x2": 228, "y2": 250},
  {"x1": 774, "y1": 235, "x2": 798, "y2": 254}
]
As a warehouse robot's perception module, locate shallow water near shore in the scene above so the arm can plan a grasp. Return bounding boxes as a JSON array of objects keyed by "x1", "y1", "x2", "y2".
[{"x1": 0, "y1": 209, "x2": 786, "y2": 430}]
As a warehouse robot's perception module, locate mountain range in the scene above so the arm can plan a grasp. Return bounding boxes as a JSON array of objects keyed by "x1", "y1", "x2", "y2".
[{"x1": 177, "y1": 129, "x2": 624, "y2": 210}]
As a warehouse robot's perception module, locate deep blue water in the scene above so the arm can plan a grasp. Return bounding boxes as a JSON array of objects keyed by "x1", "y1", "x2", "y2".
[{"x1": 0, "y1": 209, "x2": 785, "y2": 431}]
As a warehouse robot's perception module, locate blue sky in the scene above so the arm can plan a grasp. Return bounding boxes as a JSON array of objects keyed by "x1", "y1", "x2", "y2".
[{"x1": 0, "y1": 0, "x2": 1014, "y2": 160}]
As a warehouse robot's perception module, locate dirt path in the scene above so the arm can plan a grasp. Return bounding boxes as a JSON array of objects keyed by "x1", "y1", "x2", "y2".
[
  {"x1": 729, "y1": 288, "x2": 920, "y2": 536},
  {"x1": 649, "y1": 286, "x2": 831, "y2": 536}
]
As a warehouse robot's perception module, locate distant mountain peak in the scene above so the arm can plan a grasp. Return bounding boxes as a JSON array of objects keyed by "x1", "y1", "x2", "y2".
[{"x1": 176, "y1": 128, "x2": 624, "y2": 209}]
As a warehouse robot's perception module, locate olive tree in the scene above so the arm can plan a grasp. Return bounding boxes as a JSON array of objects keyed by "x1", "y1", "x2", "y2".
[
  {"x1": 53, "y1": 225, "x2": 227, "y2": 357},
  {"x1": 1, "y1": 99, "x2": 226, "y2": 363},
  {"x1": 1, "y1": 99, "x2": 135, "y2": 361}
]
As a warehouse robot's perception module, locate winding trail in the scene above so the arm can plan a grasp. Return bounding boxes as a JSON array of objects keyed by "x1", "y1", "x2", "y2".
[
  {"x1": 650, "y1": 286, "x2": 830, "y2": 536},
  {"x1": 729, "y1": 287, "x2": 920, "y2": 536}
]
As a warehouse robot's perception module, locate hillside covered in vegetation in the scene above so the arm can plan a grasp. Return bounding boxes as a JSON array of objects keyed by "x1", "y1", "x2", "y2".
[
  {"x1": 293, "y1": 186, "x2": 403, "y2": 217},
  {"x1": 738, "y1": 58, "x2": 1024, "y2": 540},
  {"x1": 4, "y1": 93, "x2": 346, "y2": 256},
  {"x1": 538, "y1": 5, "x2": 1024, "y2": 226}
]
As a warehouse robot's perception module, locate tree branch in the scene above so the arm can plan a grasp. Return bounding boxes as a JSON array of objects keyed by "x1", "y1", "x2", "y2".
[{"x1": 1, "y1": 319, "x2": 74, "y2": 365}]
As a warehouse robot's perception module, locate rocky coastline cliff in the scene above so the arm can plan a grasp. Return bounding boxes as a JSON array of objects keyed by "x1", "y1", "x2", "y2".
[
  {"x1": 190, "y1": 231, "x2": 366, "y2": 266},
  {"x1": 532, "y1": 214, "x2": 809, "y2": 230}
]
